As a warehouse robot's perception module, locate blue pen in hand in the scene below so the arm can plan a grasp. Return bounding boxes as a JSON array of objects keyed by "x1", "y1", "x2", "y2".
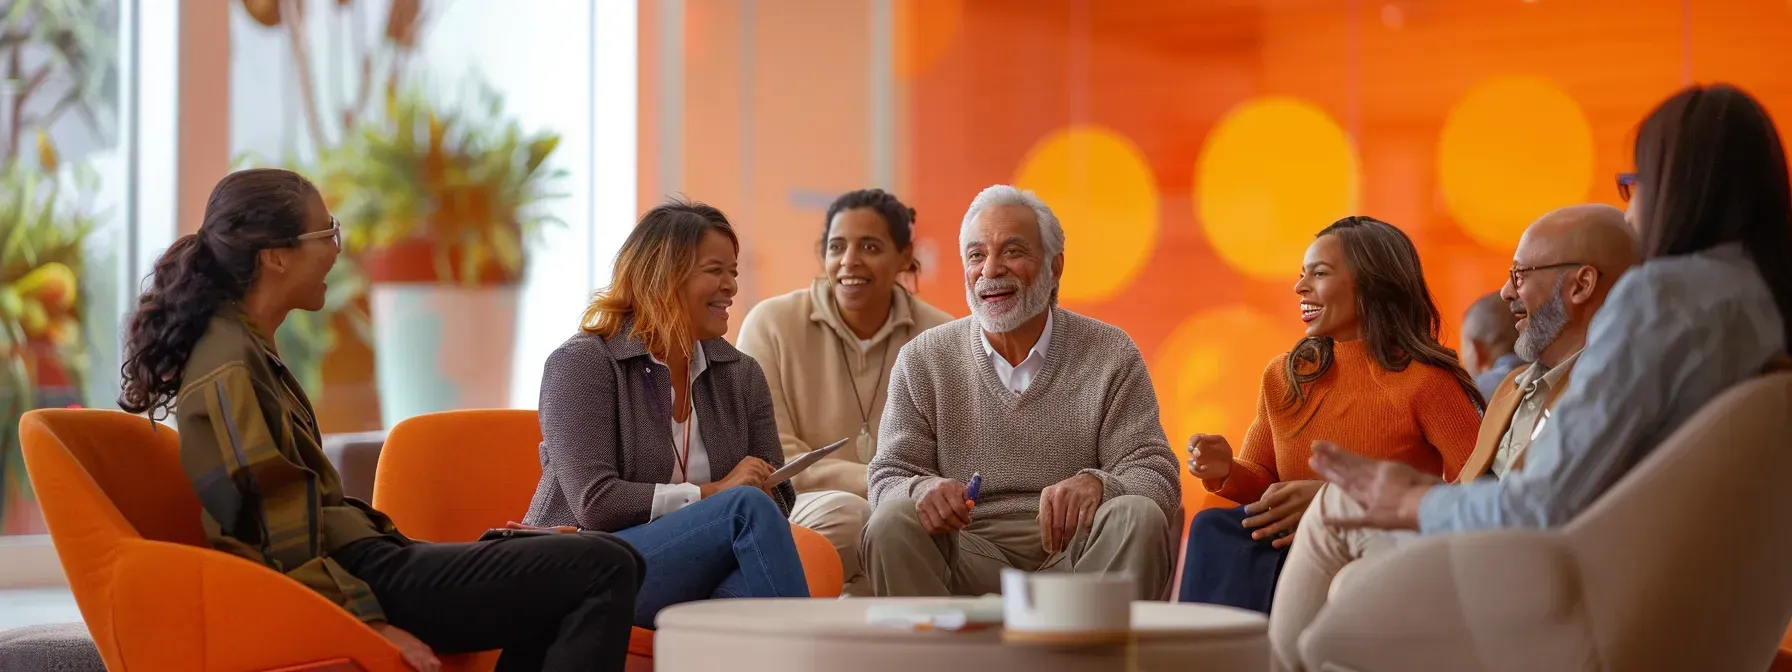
[{"x1": 966, "y1": 472, "x2": 982, "y2": 509}]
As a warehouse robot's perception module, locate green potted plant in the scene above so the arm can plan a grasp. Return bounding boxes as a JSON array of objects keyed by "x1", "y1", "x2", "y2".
[
  {"x1": 235, "y1": 0, "x2": 421, "y2": 412},
  {"x1": 313, "y1": 83, "x2": 564, "y2": 427},
  {"x1": 0, "y1": 0, "x2": 116, "y2": 534},
  {"x1": 0, "y1": 137, "x2": 99, "y2": 535},
  {"x1": 239, "y1": 0, "x2": 561, "y2": 426}
]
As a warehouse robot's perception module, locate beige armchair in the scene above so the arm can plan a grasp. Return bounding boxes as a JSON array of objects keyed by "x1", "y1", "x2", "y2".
[{"x1": 1298, "y1": 372, "x2": 1792, "y2": 672}]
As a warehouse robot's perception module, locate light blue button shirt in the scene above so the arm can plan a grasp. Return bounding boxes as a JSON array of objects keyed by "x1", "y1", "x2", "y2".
[{"x1": 1419, "y1": 244, "x2": 1786, "y2": 534}]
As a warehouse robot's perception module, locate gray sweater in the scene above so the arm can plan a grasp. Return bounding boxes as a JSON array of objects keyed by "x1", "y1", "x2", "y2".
[{"x1": 867, "y1": 308, "x2": 1182, "y2": 521}]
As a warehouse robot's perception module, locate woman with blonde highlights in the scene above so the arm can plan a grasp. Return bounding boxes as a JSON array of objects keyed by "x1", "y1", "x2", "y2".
[{"x1": 522, "y1": 199, "x2": 810, "y2": 627}]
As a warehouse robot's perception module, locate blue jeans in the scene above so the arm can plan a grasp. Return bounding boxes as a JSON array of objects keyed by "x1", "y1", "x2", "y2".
[
  {"x1": 611, "y1": 486, "x2": 809, "y2": 628},
  {"x1": 1176, "y1": 506, "x2": 1288, "y2": 613}
]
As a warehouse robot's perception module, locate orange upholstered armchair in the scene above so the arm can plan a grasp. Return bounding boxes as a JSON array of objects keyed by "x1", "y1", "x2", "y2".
[
  {"x1": 19, "y1": 408, "x2": 495, "y2": 672},
  {"x1": 372, "y1": 409, "x2": 844, "y2": 670}
]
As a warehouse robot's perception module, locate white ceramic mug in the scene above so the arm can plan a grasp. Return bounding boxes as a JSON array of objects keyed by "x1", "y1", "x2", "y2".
[{"x1": 1000, "y1": 568, "x2": 1133, "y2": 643}]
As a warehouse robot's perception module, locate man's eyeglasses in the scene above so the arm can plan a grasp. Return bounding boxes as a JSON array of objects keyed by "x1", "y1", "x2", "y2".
[
  {"x1": 1616, "y1": 173, "x2": 1637, "y2": 202},
  {"x1": 1509, "y1": 262, "x2": 1589, "y2": 289},
  {"x1": 294, "y1": 217, "x2": 342, "y2": 249}
]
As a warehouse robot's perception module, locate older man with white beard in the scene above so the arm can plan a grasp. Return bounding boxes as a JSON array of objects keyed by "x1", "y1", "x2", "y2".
[
  {"x1": 1264, "y1": 203, "x2": 1638, "y2": 671},
  {"x1": 860, "y1": 185, "x2": 1181, "y2": 600}
]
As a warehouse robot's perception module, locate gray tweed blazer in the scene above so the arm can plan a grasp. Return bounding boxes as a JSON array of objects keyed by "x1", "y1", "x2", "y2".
[{"x1": 523, "y1": 323, "x2": 795, "y2": 532}]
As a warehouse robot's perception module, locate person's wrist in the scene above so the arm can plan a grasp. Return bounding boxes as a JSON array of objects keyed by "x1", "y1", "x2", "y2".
[
  {"x1": 1397, "y1": 482, "x2": 1433, "y2": 530},
  {"x1": 1202, "y1": 463, "x2": 1230, "y2": 482}
]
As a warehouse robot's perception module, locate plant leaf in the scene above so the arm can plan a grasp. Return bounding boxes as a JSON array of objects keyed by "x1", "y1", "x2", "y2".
[
  {"x1": 524, "y1": 134, "x2": 558, "y2": 176},
  {"x1": 35, "y1": 129, "x2": 57, "y2": 172},
  {"x1": 5, "y1": 1, "x2": 33, "y2": 31}
]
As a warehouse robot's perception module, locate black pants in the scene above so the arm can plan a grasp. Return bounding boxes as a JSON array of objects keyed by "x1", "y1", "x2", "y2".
[{"x1": 335, "y1": 532, "x2": 643, "y2": 672}]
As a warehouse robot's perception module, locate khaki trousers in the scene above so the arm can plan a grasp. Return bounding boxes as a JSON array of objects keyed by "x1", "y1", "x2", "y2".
[
  {"x1": 1268, "y1": 484, "x2": 1419, "y2": 672},
  {"x1": 860, "y1": 495, "x2": 1173, "y2": 601},
  {"x1": 790, "y1": 491, "x2": 873, "y2": 596}
]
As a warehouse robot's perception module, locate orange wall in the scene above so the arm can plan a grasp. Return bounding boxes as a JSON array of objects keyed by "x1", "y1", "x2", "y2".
[{"x1": 900, "y1": 0, "x2": 1792, "y2": 459}]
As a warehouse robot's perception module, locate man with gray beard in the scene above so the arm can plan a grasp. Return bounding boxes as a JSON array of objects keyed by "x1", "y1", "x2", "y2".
[
  {"x1": 1265, "y1": 203, "x2": 1639, "y2": 670},
  {"x1": 861, "y1": 185, "x2": 1182, "y2": 599}
]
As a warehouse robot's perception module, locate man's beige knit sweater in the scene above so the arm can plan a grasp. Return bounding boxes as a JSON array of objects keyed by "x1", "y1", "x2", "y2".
[{"x1": 867, "y1": 307, "x2": 1182, "y2": 521}]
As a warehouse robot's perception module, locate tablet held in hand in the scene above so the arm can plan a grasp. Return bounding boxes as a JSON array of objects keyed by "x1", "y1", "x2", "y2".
[{"x1": 767, "y1": 437, "x2": 852, "y2": 485}]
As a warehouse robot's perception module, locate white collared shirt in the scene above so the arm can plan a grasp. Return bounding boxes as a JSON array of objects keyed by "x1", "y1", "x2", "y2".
[
  {"x1": 980, "y1": 311, "x2": 1054, "y2": 394},
  {"x1": 648, "y1": 342, "x2": 711, "y2": 521}
]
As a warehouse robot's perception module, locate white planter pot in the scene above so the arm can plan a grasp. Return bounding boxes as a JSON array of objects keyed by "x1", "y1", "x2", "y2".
[{"x1": 369, "y1": 283, "x2": 519, "y2": 428}]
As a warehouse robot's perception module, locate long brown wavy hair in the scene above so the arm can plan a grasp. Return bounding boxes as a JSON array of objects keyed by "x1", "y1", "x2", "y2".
[
  {"x1": 1282, "y1": 216, "x2": 1487, "y2": 412},
  {"x1": 119, "y1": 169, "x2": 319, "y2": 418},
  {"x1": 581, "y1": 198, "x2": 738, "y2": 361}
]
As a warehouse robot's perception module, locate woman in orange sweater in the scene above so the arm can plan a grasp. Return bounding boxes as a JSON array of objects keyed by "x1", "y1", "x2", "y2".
[{"x1": 1176, "y1": 215, "x2": 1483, "y2": 612}]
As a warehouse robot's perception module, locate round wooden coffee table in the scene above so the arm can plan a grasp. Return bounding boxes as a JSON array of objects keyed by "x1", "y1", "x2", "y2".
[{"x1": 653, "y1": 598, "x2": 1267, "y2": 671}]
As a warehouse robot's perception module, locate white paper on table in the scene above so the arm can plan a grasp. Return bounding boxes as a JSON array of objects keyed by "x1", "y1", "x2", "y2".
[{"x1": 864, "y1": 595, "x2": 1005, "y2": 631}]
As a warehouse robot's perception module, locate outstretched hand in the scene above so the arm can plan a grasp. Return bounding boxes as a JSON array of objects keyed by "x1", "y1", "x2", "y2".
[{"x1": 1307, "y1": 441, "x2": 1440, "y2": 531}]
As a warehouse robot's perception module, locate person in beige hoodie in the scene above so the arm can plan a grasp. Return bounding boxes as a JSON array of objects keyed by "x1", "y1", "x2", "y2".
[{"x1": 736, "y1": 189, "x2": 954, "y2": 596}]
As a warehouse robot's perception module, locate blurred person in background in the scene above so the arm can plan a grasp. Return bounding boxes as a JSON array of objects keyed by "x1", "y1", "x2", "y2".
[
  {"x1": 1179, "y1": 216, "x2": 1484, "y2": 613},
  {"x1": 1460, "y1": 291, "x2": 1523, "y2": 399},
  {"x1": 736, "y1": 188, "x2": 954, "y2": 596}
]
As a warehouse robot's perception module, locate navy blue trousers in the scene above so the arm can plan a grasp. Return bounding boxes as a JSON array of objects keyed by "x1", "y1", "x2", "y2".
[{"x1": 1176, "y1": 505, "x2": 1289, "y2": 613}]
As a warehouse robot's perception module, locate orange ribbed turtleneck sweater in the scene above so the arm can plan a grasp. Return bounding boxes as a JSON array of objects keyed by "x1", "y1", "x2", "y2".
[{"x1": 1205, "y1": 339, "x2": 1483, "y2": 504}]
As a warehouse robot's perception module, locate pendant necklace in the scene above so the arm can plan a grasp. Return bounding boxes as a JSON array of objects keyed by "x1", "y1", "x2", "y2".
[{"x1": 838, "y1": 330, "x2": 894, "y2": 461}]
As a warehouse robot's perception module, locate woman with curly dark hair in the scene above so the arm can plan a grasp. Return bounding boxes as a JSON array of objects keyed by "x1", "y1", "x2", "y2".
[{"x1": 120, "y1": 168, "x2": 639, "y2": 672}]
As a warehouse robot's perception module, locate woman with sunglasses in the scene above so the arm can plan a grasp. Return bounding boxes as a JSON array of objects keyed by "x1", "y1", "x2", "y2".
[
  {"x1": 1178, "y1": 216, "x2": 1484, "y2": 613},
  {"x1": 120, "y1": 169, "x2": 642, "y2": 672}
]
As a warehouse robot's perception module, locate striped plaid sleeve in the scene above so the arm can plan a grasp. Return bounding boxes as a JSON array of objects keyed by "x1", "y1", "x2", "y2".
[
  {"x1": 184, "y1": 363, "x2": 385, "y2": 622},
  {"x1": 309, "y1": 557, "x2": 387, "y2": 623}
]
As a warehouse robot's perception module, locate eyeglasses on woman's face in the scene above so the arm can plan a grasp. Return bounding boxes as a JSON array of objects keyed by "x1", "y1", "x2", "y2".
[{"x1": 294, "y1": 216, "x2": 342, "y2": 249}]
